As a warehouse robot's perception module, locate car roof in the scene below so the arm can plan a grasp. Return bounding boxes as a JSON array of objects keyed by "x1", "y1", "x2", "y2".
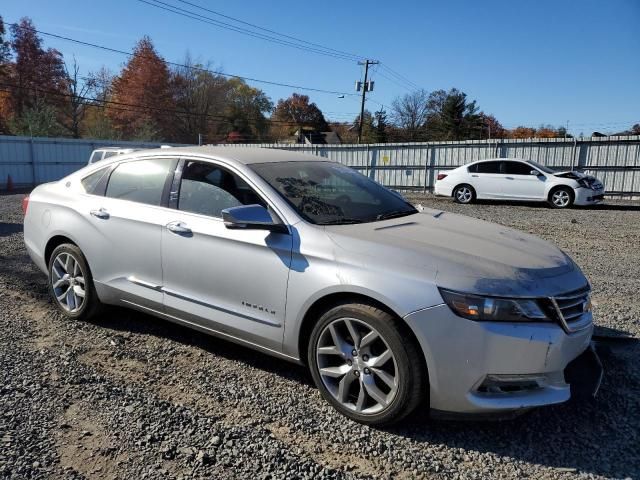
[
  {"x1": 127, "y1": 146, "x2": 326, "y2": 165},
  {"x1": 470, "y1": 158, "x2": 528, "y2": 163}
]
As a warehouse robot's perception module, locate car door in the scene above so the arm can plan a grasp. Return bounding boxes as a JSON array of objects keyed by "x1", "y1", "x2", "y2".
[
  {"x1": 468, "y1": 161, "x2": 503, "y2": 198},
  {"x1": 161, "y1": 158, "x2": 293, "y2": 352},
  {"x1": 80, "y1": 157, "x2": 178, "y2": 309},
  {"x1": 502, "y1": 161, "x2": 547, "y2": 200}
]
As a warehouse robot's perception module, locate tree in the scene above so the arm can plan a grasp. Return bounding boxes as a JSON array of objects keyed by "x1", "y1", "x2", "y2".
[
  {"x1": 223, "y1": 78, "x2": 273, "y2": 142},
  {"x1": 169, "y1": 54, "x2": 229, "y2": 143},
  {"x1": 271, "y1": 93, "x2": 328, "y2": 140},
  {"x1": 108, "y1": 36, "x2": 173, "y2": 139},
  {"x1": 391, "y1": 89, "x2": 429, "y2": 141},
  {"x1": 9, "y1": 18, "x2": 67, "y2": 118},
  {"x1": 8, "y1": 97, "x2": 63, "y2": 136},
  {"x1": 0, "y1": 16, "x2": 10, "y2": 76},
  {"x1": 83, "y1": 67, "x2": 118, "y2": 139},
  {"x1": 509, "y1": 126, "x2": 537, "y2": 139},
  {"x1": 374, "y1": 109, "x2": 388, "y2": 143},
  {"x1": 61, "y1": 58, "x2": 91, "y2": 138},
  {"x1": 427, "y1": 89, "x2": 483, "y2": 141},
  {"x1": 479, "y1": 113, "x2": 506, "y2": 139},
  {"x1": 0, "y1": 16, "x2": 10, "y2": 134},
  {"x1": 353, "y1": 110, "x2": 376, "y2": 143}
]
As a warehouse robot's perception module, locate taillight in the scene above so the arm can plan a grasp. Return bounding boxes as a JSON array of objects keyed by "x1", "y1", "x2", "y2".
[
  {"x1": 437, "y1": 174, "x2": 448, "y2": 181},
  {"x1": 22, "y1": 195, "x2": 29, "y2": 215}
]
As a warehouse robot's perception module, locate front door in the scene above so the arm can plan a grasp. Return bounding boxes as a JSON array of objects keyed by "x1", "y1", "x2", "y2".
[
  {"x1": 502, "y1": 161, "x2": 547, "y2": 200},
  {"x1": 161, "y1": 159, "x2": 292, "y2": 352}
]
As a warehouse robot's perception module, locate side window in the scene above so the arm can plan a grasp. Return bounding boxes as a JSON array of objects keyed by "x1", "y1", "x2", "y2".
[
  {"x1": 504, "y1": 161, "x2": 535, "y2": 175},
  {"x1": 102, "y1": 151, "x2": 118, "y2": 159},
  {"x1": 81, "y1": 167, "x2": 110, "y2": 195},
  {"x1": 105, "y1": 158, "x2": 174, "y2": 206},
  {"x1": 468, "y1": 163, "x2": 478, "y2": 173},
  {"x1": 89, "y1": 151, "x2": 103, "y2": 164},
  {"x1": 178, "y1": 161, "x2": 265, "y2": 218},
  {"x1": 476, "y1": 161, "x2": 502, "y2": 174}
]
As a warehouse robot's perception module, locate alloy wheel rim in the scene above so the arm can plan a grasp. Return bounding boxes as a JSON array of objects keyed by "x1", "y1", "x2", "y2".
[
  {"x1": 456, "y1": 187, "x2": 472, "y2": 203},
  {"x1": 316, "y1": 317, "x2": 399, "y2": 415},
  {"x1": 51, "y1": 252, "x2": 86, "y2": 313},
  {"x1": 552, "y1": 190, "x2": 570, "y2": 207}
]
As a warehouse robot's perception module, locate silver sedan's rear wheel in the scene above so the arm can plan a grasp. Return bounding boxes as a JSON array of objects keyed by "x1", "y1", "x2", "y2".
[
  {"x1": 51, "y1": 251, "x2": 86, "y2": 313},
  {"x1": 308, "y1": 303, "x2": 426, "y2": 425},
  {"x1": 48, "y1": 243, "x2": 102, "y2": 320},
  {"x1": 453, "y1": 184, "x2": 475, "y2": 204}
]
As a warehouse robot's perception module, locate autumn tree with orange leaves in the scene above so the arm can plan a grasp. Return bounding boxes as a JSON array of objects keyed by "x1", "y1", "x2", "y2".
[{"x1": 108, "y1": 37, "x2": 173, "y2": 140}]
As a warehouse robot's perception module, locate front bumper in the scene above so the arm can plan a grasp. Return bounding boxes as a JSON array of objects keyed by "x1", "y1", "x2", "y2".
[
  {"x1": 404, "y1": 304, "x2": 594, "y2": 413},
  {"x1": 574, "y1": 187, "x2": 605, "y2": 205}
]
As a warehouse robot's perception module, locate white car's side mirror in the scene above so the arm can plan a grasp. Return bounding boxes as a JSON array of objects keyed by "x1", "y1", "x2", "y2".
[{"x1": 530, "y1": 170, "x2": 541, "y2": 176}]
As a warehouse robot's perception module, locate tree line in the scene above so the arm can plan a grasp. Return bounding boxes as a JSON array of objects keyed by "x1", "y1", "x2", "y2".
[{"x1": 1, "y1": 16, "x2": 637, "y2": 144}]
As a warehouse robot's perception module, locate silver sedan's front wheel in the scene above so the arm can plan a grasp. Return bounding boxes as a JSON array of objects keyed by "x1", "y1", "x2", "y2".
[
  {"x1": 48, "y1": 243, "x2": 102, "y2": 320},
  {"x1": 316, "y1": 318, "x2": 399, "y2": 415},
  {"x1": 308, "y1": 303, "x2": 426, "y2": 426}
]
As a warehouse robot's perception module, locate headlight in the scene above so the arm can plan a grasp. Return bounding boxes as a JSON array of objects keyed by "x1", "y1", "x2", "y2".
[
  {"x1": 577, "y1": 178, "x2": 590, "y2": 188},
  {"x1": 439, "y1": 288, "x2": 548, "y2": 322}
]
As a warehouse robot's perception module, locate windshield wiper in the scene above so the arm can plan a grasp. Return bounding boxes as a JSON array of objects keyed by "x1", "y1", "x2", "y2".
[
  {"x1": 318, "y1": 218, "x2": 365, "y2": 225},
  {"x1": 374, "y1": 209, "x2": 417, "y2": 221}
]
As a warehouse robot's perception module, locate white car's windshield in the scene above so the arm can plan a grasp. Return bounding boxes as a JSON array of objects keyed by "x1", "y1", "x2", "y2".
[
  {"x1": 526, "y1": 160, "x2": 555, "y2": 174},
  {"x1": 251, "y1": 161, "x2": 417, "y2": 225}
]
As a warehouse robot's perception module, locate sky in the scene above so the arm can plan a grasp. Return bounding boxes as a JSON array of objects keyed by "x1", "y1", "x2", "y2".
[{"x1": 2, "y1": 0, "x2": 639, "y2": 135}]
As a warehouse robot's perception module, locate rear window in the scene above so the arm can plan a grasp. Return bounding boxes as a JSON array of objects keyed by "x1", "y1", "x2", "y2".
[
  {"x1": 89, "y1": 151, "x2": 103, "y2": 163},
  {"x1": 105, "y1": 158, "x2": 174, "y2": 206},
  {"x1": 81, "y1": 168, "x2": 109, "y2": 195}
]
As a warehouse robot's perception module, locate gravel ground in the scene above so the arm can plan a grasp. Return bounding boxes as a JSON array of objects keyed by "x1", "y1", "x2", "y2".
[{"x1": 1, "y1": 192, "x2": 639, "y2": 480}]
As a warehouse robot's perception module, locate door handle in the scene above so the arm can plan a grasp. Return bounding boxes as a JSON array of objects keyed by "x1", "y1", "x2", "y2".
[
  {"x1": 166, "y1": 221, "x2": 192, "y2": 235},
  {"x1": 90, "y1": 208, "x2": 109, "y2": 219},
  {"x1": 471, "y1": 174, "x2": 479, "y2": 177},
  {"x1": 505, "y1": 176, "x2": 514, "y2": 180}
]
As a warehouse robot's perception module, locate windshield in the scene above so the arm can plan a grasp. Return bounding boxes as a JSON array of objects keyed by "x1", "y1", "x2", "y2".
[
  {"x1": 251, "y1": 161, "x2": 418, "y2": 225},
  {"x1": 526, "y1": 160, "x2": 556, "y2": 174}
]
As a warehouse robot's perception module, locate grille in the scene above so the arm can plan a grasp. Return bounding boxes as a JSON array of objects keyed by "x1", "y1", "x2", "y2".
[{"x1": 550, "y1": 286, "x2": 592, "y2": 333}]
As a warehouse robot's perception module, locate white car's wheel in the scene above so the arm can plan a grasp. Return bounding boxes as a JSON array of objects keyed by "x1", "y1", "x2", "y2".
[
  {"x1": 453, "y1": 184, "x2": 475, "y2": 204},
  {"x1": 548, "y1": 187, "x2": 574, "y2": 209}
]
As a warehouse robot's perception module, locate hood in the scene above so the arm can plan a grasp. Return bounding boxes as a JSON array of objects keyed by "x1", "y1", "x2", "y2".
[{"x1": 325, "y1": 209, "x2": 587, "y2": 297}]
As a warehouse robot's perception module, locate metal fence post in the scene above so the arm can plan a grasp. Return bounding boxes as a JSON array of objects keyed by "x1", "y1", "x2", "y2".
[{"x1": 29, "y1": 137, "x2": 37, "y2": 186}]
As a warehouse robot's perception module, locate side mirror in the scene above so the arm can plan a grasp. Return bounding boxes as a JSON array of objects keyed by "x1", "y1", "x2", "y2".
[
  {"x1": 221, "y1": 204, "x2": 288, "y2": 234},
  {"x1": 530, "y1": 170, "x2": 542, "y2": 176}
]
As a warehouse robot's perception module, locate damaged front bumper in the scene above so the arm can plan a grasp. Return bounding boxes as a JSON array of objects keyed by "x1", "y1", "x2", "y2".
[{"x1": 404, "y1": 304, "x2": 601, "y2": 414}]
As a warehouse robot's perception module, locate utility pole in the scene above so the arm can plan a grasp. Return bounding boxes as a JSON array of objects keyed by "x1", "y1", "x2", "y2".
[{"x1": 357, "y1": 59, "x2": 379, "y2": 143}]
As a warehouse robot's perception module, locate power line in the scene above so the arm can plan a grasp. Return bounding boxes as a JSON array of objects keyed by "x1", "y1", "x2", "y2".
[
  {"x1": 136, "y1": 1, "x2": 424, "y2": 92},
  {"x1": 4, "y1": 21, "x2": 360, "y2": 98},
  {"x1": 137, "y1": 0, "x2": 359, "y2": 62},
  {"x1": 171, "y1": 0, "x2": 365, "y2": 61}
]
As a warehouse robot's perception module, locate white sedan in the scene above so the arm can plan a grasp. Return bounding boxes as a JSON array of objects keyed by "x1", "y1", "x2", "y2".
[{"x1": 434, "y1": 158, "x2": 605, "y2": 208}]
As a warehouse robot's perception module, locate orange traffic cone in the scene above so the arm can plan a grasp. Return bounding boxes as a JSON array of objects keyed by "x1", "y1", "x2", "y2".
[{"x1": 6, "y1": 174, "x2": 13, "y2": 192}]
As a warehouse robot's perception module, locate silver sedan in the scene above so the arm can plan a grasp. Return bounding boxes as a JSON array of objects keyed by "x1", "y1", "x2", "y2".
[{"x1": 23, "y1": 147, "x2": 601, "y2": 425}]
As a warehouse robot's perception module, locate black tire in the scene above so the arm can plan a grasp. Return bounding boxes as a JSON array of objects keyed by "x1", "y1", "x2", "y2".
[
  {"x1": 48, "y1": 243, "x2": 103, "y2": 320},
  {"x1": 308, "y1": 302, "x2": 426, "y2": 426},
  {"x1": 452, "y1": 184, "x2": 475, "y2": 204},
  {"x1": 548, "y1": 186, "x2": 574, "y2": 209}
]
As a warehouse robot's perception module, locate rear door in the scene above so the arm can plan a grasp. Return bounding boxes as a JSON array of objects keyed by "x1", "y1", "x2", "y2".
[
  {"x1": 502, "y1": 161, "x2": 547, "y2": 200},
  {"x1": 80, "y1": 157, "x2": 178, "y2": 309},
  {"x1": 468, "y1": 161, "x2": 503, "y2": 198}
]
